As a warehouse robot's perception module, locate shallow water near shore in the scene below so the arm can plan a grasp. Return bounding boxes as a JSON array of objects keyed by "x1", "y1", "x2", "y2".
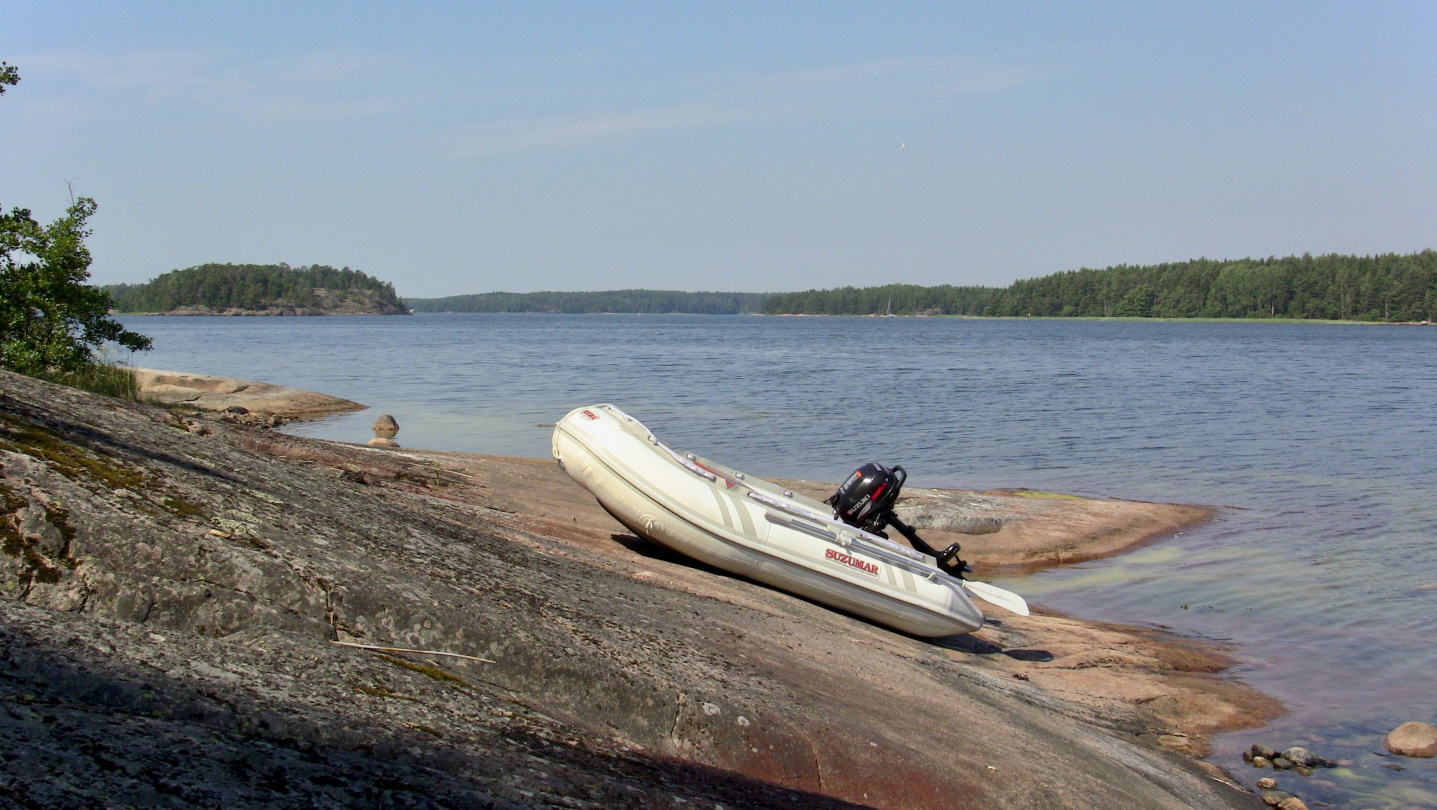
[{"x1": 121, "y1": 313, "x2": 1437, "y2": 808}]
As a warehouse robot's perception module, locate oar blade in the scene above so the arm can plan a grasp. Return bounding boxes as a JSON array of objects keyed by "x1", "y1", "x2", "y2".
[{"x1": 963, "y1": 580, "x2": 1030, "y2": 617}]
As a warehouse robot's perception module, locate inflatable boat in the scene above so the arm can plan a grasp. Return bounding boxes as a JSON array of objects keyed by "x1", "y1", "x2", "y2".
[{"x1": 552, "y1": 404, "x2": 1027, "y2": 637}]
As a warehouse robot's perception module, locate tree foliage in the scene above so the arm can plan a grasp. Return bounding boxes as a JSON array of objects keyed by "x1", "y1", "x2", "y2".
[
  {"x1": 106, "y1": 263, "x2": 407, "y2": 313},
  {"x1": 759, "y1": 283, "x2": 993, "y2": 316},
  {"x1": 1, "y1": 198, "x2": 153, "y2": 375},
  {"x1": 0, "y1": 61, "x2": 17, "y2": 96},
  {"x1": 407, "y1": 290, "x2": 770, "y2": 314},
  {"x1": 0, "y1": 57, "x2": 150, "y2": 382},
  {"x1": 759, "y1": 252, "x2": 1437, "y2": 321}
]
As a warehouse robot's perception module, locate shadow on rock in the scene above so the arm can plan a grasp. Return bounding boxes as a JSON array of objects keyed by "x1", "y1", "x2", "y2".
[
  {"x1": 934, "y1": 634, "x2": 1054, "y2": 662},
  {"x1": 0, "y1": 605, "x2": 865, "y2": 810}
]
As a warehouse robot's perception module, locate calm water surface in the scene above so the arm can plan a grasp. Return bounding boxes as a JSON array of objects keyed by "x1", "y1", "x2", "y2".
[{"x1": 121, "y1": 314, "x2": 1437, "y2": 809}]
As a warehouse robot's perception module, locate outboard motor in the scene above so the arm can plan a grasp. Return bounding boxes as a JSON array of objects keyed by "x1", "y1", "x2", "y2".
[
  {"x1": 828, "y1": 462, "x2": 971, "y2": 577},
  {"x1": 828, "y1": 462, "x2": 906, "y2": 532}
]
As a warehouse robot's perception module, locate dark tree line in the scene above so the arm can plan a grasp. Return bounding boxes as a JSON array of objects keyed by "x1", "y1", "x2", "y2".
[
  {"x1": 760, "y1": 251, "x2": 1437, "y2": 321},
  {"x1": 106, "y1": 264, "x2": 406, "y2": 313},
  {"x1": 759, "y1": 283, "x2": 993, "y2": 317},
  {"x1": 407, "y1": 290, "x2": 770, "y2": 314}
]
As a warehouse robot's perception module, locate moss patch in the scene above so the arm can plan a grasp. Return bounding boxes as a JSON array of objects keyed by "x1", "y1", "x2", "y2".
[
  {"x1": 0, "y1": 485, "x2": 25, "y2": 561},
  {"x1": 42, "y1": 502, "x2": 78, "y2": 568},
  {"x1": 377, "y1": 654, "x2": 475, "y2": 691},
  {"x1": 24, "y1": 551, "x2": 62, "y2": 584},
  {"x1": 162, "y1": 496, "x2": 206, "y2": 519},
  {"x1": 0, "y1": 481, "x2": 77, "y2": 589},
  {"x1": 0, "y1": 414, "x2": 144, "y2": 489}
]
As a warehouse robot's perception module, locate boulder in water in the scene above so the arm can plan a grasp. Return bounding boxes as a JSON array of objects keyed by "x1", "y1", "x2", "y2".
[
  {"x1": 1385, "y1": 721, "x2": 1437, "y2": 758},
  {"x1": 373, "y1": 414, "x2": 399, "y2": 439}
]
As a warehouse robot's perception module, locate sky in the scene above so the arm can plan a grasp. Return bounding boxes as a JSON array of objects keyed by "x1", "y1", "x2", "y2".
[{"x1": 2, "y1": 2, "x2": 1434, "y2": 297}]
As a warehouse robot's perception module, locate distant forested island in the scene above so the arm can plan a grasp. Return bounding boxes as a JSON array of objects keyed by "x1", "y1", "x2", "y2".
[
  {"x1": 105, "y1": 264, "x2": 408, "y2": 315},
  {"x1": 107, "y1": 251, "x2": 1436, "y2": 321},
  {"x1": 761, "y1": 251, "x2": 1437, "y2": 321},
  {"x1": 407, "y1": 290, "x2": 769, "y2": 314}
]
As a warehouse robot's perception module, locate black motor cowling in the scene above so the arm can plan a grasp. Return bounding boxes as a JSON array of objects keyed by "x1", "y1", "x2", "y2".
[
  {"x1": 827, "y1": 462, "x2": 907, "y2": 531},
  {"x1": 828, "y1": 462, "x2": 971, "y2": 576}
]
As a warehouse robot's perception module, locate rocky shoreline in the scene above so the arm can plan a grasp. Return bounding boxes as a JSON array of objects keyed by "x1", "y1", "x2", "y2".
[
  {"x1": 0, "y1": 370, "x2": 1275, "y2": 808},
  {"x1": 132, "y1": 368, "x2": 365, "y2": 424}
]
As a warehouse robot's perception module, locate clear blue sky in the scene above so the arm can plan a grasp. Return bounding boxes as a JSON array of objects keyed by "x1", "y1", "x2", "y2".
[{"x1": 3, "y1": 2, "x2": 1433, "y2": 297}]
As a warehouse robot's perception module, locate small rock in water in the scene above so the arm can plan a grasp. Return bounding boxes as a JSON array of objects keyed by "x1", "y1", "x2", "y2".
[
  {"x1": 367, "y1": 437, "x2": 400, "y2": 448},
  {"x1": 1281, "y1": 747, "x2": 1316, "y2": 767},
  {"x1": 1261, "y1": 790, "x2": 1293, "y2": 806},
  {"x1": 1252, "y1": 744, "x2": 1278, "y2": 759},
  {"x1": 1271, "y1": 756, "x2": 1293, "y2": 770},
  {"x1": 1294, "y1": 765, "x2": 1312, "y2": 777},
  {"x1": 1276, "y1": 799, "x2": 1308, "y2": 810},
  {"x1": 373, "y1": 414, "x2": 399, "y2": 439},
  {"x1": 1243, "y1": 749, "x2": 1254, "y2": 762},
  {"x1": 1252, "y1": 756, "x2": 1272, "y2": 769},
  {"x1": 1384, "y1": 721, "x2": 1437, "y2": 758},
  {"x1": 1256, "y1": 777, "x2": 1277, "y2": 790}
]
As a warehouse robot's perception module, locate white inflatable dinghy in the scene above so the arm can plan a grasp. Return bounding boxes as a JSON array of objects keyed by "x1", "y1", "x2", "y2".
[{"x1": 552, "y1": 404, "x2": 1027, "y2": 637}]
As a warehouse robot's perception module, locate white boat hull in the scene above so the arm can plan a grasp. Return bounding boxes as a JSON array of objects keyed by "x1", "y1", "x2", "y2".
[{"x1": 552, "y1": 405, "x2": 985, "y2": 637}]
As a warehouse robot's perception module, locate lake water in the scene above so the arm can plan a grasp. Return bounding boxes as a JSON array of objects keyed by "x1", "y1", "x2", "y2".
[{"x1": 119, "y1": 314, "x2": 1437, "y2": 809}]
